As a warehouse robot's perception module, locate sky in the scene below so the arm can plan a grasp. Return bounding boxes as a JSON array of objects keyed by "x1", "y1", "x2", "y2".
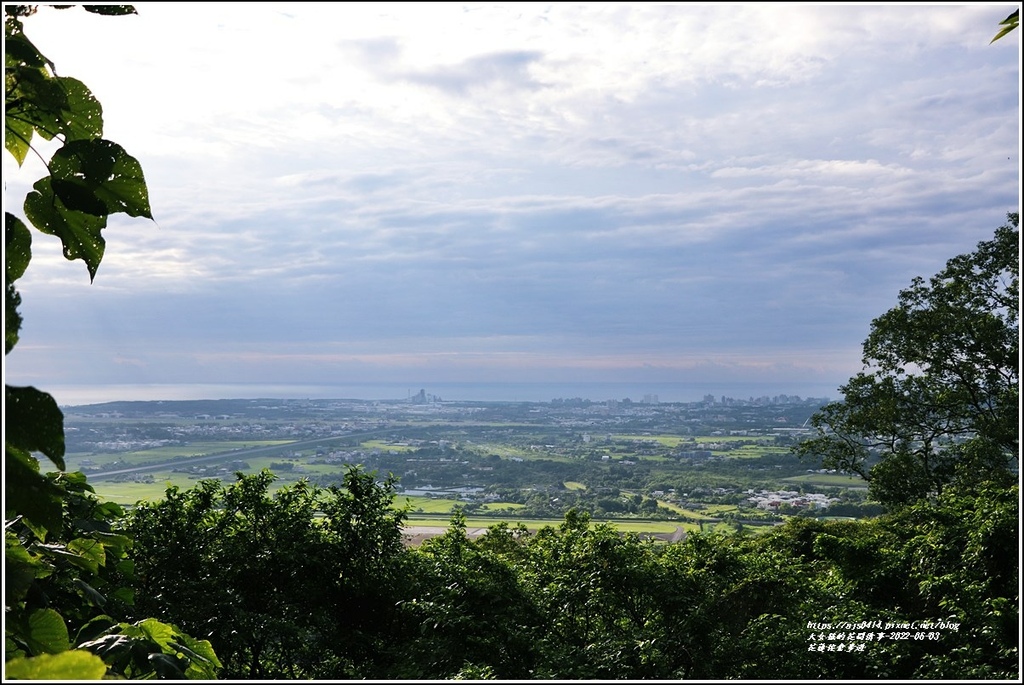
[{"x1": 3, "y1": 2, "x2": 1021, "y2": 403}]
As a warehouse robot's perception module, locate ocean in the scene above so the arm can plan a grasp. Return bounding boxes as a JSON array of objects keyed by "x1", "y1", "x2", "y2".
[{"x1": 36, "y1": 381, "x2": 842, "y2": 407}]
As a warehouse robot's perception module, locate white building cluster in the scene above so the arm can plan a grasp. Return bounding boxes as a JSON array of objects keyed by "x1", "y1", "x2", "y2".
[{"x1": 745, "y1": 489, "x2": 838, "y2": 511}]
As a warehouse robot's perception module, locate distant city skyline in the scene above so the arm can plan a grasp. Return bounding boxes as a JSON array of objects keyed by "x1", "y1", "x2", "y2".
[
  {"x1": 4, "y1": 4, "x2": 1019, "y2": 406},
  {"x1": 39, "y1": 380, "x2": 841, "y2": 408}
]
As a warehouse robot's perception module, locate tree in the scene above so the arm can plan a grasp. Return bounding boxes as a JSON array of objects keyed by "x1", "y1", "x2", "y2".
[
  {"x1": 126, "y1": 472, "x2": 326, "y2": 679},
  {"x1": 5, "y1": 5, "x2": 217, "y2": 678},
  {"x1": 514, "y1": 509, "x2": 668, "y2": 679},
  {"x1": 399, "y1": 512, "x2": 542, "y2": 679},
  {"x1": 127, "y1": 467, "x2": 414, "y2": 679},
  {"x1": 796, "y1": 214, "x2": 1019, "y2": 507}
]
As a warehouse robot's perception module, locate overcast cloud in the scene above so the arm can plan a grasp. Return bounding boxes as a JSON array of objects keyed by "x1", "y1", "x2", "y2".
[{"x1": 3, "y1": 2, "x2": 1020, "y2": 402}]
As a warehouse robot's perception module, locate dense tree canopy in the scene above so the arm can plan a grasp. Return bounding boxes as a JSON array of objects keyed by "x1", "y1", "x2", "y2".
[
  {"x1": 123, "y1": 476, "x2": 1018, "y2": 679},
  {"x1": 796, "y1": 214, "x2": 1019, "y2": 507},
  {"x1": 126, "y1": 468, "x2": 412, "y2": 679}
]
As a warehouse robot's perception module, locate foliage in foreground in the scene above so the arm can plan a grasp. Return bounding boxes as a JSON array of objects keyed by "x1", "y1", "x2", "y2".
[
  {"x1": 5, "y1": 5, "x2": 219, "y2": 678},
  {"x1": 122, "y1": 466, "x2": 1018, "y2": 680}
]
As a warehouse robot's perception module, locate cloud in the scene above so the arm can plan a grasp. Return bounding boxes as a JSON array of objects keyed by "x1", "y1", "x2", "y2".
[
  {"x1": 399, "y1": 50, "x2": 546, "y2": 95},
  {"x1": 4, "y1": 3, "x2": 1018, "y2": 398}
]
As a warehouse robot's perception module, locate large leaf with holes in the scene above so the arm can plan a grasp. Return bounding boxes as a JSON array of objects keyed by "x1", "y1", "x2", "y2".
[
  {"x1": 6, "y1": 73, "x2": 103, "y2": 146},
  {"x1": 24, "y1": 177, "x2": 108, "y2": 280},
  {"x1": 5, "y1": 104, "x2": 36, "y2": 165},
  {"x1": 48, "y1": 139, "x2": 151, "y2": 219}
]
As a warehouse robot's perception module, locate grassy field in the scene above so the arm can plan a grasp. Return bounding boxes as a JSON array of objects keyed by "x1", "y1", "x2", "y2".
[
  {"x1": 93, "y1": 474, "x2": 211, "y2": 506},
  {"x1": 70, "y1": 440, "x2": 294, "y2": 467},
  {"x1": 723, "y1": 444, "x2": 790, "y2": 459},
  {"x1": 605, "y1": 434, "x2": 791, "y2": 460},
  {"x1": 469, "y1": 442, "x2": 534, "y2": 458},
  {"x1": 660, "y1": 502, "x2": 723, "y2": 520},
  {"x1": 482, "y1": 502, "x2": 527, "y2": 512},
  {"x1": 399, "y1": 496, "x2": 465, "y2": 513},
  {"x1": 87, "y1": 461, "x2": 342, "y2": 505},
  {"x1": 360, "y1": 439, "x2": 417, "y2": 452},
  {"x1": 699, "y1": 503, "x2": 740, "y2": 515},
  {"x1": 398, "y1": 496, "x2": 529, "y2": 515},
  {"x1": 609, "y1": 434, "x2": 690, "y2": 447}
]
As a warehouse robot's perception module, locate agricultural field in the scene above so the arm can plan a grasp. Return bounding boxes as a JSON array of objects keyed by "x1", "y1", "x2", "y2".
[
  {"x1": 61, "y1": 393, "x2": 879, "y2": 530},
  {"x1": 360, "y1": 439, "x2": 417, "y2": 452}
]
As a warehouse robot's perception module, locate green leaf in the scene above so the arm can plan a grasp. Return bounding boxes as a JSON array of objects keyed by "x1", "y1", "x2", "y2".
[
  {"x1": 61, "y1": 470, "x2": 97, "y2": 495},
  {"x1": 37, "y1": 540, "x2": 105, "y2": 576},
  {"x1": 110, "y1": 586, "x2": 135, "y2": 605},
  {"x1": 5, "y1": 212, "x2": 32, "y2": 282},
  {"x1": 3, "y1": 215, "x2": 29, "y2": 355},
  {"x1": 78, "y1": 632, "x2": 133, "y2": 661},
  {"x1": 136, "y1": 617, "x2": 175, "y2": 647},
  {"x1": 6, "y1": 71, "x2": 103, "y2": 145},
  {"x1": 7, "y1": 66, "x2": 69, "y2": 142},
  {"x1": 52, "y1": 76, "x2": 104, "y2": 142},
  {"x1": 4, "y1": 446, "x2": 64, "y2": 536},
  {"x1": 5, "y1": 532, "x2": 52, "y2": 605},
  {"x1": 51, "y1": 177, "x2": 107, "y2": 215},
  {"x1": 78, "y1": 630, "x2": 136, "y2": 667},
  {"x1": 23, "y1": 608, "x2": 71, "y2": 654},
  {"x1": 5, "y1": 384, "x2": 66, "y2": 468},
  {"x1": 990, "y1": 23, "x2": 1018, "y2": 43},
  {"x1": 24, "y1": 177, "x2": 108, "y2": 280},
  {"x1": 67, "y1": 536, "x2": 106, "y2": 569},
  {"x1": 37, "y1": 536, "x2": 107, "y2": 573},
  {"x1": 49, "y1": 138, "x2": 152, "y2": 219},
  {"x1": 73, "y1": 578, "x2": 107, "y2": 607},
  {"x1": 991, "y1": 10, "x2": 1019, "y2": 43},
  {"x1": 148, "y1": 652, "x2": 187, "y2": 679},
  {"x1": 5, "y1": 113, "x2": 34, "y2": 165},
  {"x1": 83, "y1": 5, "x2": 138, "y2": 16},
  {"x1": 74, "y1": 615, "x2": 118, "y2": 645},
  {"x1": 4, "y1": 650, "x2": 108, "y2": 680},
  {"x1": 94, "y1": 499, "x2": 124, "y2": 517},
  {"x1": 172, "y1": 634, "x2": 223, "y2": 679},
  {"x1": 4, "y1": 30, "x2": 49, "y2": 70},
  {"x1": 91, "y1": 531, "x2": 132, "y2": 553},
  {"x1": 6, "y1": 281, "x2": 22, "y2": 354}
]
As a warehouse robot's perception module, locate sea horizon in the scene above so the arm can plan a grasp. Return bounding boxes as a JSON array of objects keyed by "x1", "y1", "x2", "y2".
[{"x1": 37, "y1": 381, "x2": 842, "y2": 407}]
